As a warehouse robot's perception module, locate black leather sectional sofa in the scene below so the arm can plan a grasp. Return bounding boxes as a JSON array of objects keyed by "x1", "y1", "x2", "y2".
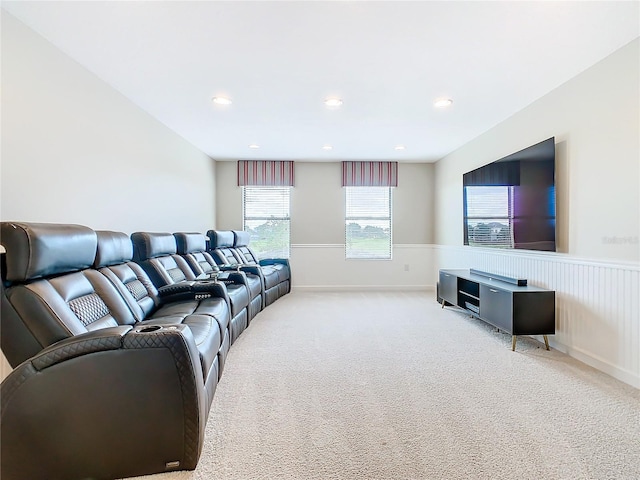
[{"x1": 0, "y1": 222, "x2": 290, "y2": 480}]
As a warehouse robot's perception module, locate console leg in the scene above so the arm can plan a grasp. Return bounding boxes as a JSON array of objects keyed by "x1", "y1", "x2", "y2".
[
  {"x1": 441, "y1": 299, "x2": 445, "y2": 308},
  {"x1": 511, "y1": 336, "x2": 517, "y2": 351},
  {"x1": 543, "y1": 335, "x2": 550, "y2": 351}
]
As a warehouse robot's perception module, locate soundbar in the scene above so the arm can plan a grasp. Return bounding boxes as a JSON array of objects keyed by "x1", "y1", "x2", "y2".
[{"x1": 470, "y1": 269, "x2": 527, "y2": 286}]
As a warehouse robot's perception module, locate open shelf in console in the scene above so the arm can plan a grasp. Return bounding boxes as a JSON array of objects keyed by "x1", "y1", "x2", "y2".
[{"x1": 457, "y1": 277, "x2": 480, "y2": 312}]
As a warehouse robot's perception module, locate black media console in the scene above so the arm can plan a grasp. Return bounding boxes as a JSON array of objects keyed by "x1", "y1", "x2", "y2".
[{"x1": 437, "y1": 269, "x2": 555, "y2": 351}]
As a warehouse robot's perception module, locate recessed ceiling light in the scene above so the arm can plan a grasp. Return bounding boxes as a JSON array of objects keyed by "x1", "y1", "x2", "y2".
[
  {"x1": 248, "y1": 144, "x2": 260, "y2": 149},
  {"x1": 434, "y1": 98, "x2": 453, "y2": 108},
  {"x1": 324, "y1": 98, "x2": 343, "y2": 107},
  {"x1": 395, "y1": 145, "x2": 406, "y2": 151},
  {"x1": 322, "y1": 145, "x2": 333, "y2": 150},
  {"x1": 212, "y1": 96, "x2": 232, "y2": 105}
]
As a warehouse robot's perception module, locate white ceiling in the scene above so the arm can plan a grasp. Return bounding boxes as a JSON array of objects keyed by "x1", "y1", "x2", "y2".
[{"x1": 3, "y1": 1, "x2": 639, "y2": 162}]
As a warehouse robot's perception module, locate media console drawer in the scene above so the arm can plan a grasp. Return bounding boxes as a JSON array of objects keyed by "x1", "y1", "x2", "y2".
[
  {"x1": 439, "y1": 269, "x2": 555, "y2": 351},
  {"x1": 438, "y1": 271, "x2": 457, "y2": 306},
  {"x1": 479, "y1": 285, "x2": 511, "y2": 332}
]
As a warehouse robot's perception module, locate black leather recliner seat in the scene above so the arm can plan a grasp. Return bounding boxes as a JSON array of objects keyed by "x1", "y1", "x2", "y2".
[
  {"x1": 207, "y1": 230, "x2": 290, "y2": 307},
  {"x1": 95, "y1": 230, "x2": 230, "y2": 388},
  {"x1": 233, "y1": 230, "x2": 291, "y2": 299},
  {"x1": 0, "y1": 222, "x2": 228, "y2": 480},
  {"x1": 207, "y1": 230, "x2": 277, "y2": 306},
  {"x1": 131, "y1": 232, "x2": 249, "y2": 344},
  {"x1": 174, "y1": 232, "x2": 263, "y2": 323}
]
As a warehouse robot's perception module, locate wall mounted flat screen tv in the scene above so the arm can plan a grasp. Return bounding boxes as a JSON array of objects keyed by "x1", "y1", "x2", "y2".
[{"x1": 463, "y1": 137, "x2": 556, "y2": 252}]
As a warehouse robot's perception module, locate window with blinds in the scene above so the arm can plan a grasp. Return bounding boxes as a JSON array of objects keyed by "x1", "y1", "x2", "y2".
[
  {"x1": 463, "y1": 186, "x2": 514, "y2": 248},
  {"x1": 345, "y1": 186, "x2": 392, "y2": 259},
  {"x1": 243, "y1": 186, "x2": 290, "y2": 259}
]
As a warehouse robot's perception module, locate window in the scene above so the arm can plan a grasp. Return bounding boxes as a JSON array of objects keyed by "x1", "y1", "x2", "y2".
[
  {"x1": 345, "y1": 186, "x2": 392, "y2": 259},
  {"x1": 243, "y1": 186, "x2": 290, "y2": 259}
]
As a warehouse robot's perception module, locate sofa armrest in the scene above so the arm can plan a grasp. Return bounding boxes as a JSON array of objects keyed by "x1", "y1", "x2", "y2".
[
  {"x1": 238, "y1": 264, "x2": 263, "y2": 278},
  {"x1": 157, "y1": 281, "x2": 196, "y2": 300},
  {"x1": 1, "y1": 325, "x2": 206, "y2": 480},
  {"x1": 157, "y1": 280, "x2": 228, "y2": 304},
  {"x1": 195, "y1": 272, "x2": 219, "y2": 281},
  {"x1": 259, "y1": 258, "x2": 290, "y2": 268},
  {"x1": 218, "y1": 264, "x2": 239, "y2": 271},
  {"x1": 219, "y1": 263, "x2": 257, "y2": 272},
  {"x1": 31, "y1": 326, "x2": 132, "y2": 370},
  {"x1": 217, "y1": 271, "x2": 248, "y2": 286}
]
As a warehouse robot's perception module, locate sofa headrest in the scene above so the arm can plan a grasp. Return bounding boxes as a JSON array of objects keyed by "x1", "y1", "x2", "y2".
[
  {"x1": 94, "y1": 231, "x2": 133, "y2": 268},
  {"x1": 233, "y1": 231, "x2": 251, "y2": 247},
  {"x1": 131, "y1": 232, "x2": 176, "y2": 262},
  {"x1": 206, "y1": 230, "x2": 234, "y2": 249},
  {"x1": 174, "y1": 232, "x2": 206, "y2": 255},
  {"x1": 1, "y1": 222, "x2": 97, "y2": 282}
]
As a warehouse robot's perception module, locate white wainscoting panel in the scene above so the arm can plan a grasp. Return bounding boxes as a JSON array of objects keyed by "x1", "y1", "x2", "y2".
[
  {"x1": 290, "y1": 244, "x2": 433, "y2": 291},
  {"x1": 432, "y1": 245, "x2": 640, "y2": 388}
]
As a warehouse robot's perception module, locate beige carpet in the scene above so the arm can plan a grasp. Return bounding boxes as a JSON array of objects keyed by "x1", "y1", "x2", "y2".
[{"x1": 133, "y1": 291, "x2": 640, "y2": 480}]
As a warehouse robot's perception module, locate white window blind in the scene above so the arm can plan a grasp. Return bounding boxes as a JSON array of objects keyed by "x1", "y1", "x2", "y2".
[
  {"x1": 243, "y1": 186, "x2": 290, "y2": 259},
  {"x1": 464, "y1": 186, "x2": 514, "y2": 248},
  {"x1": 345, "y1": 186, "x2": 392, "y2": 259}
]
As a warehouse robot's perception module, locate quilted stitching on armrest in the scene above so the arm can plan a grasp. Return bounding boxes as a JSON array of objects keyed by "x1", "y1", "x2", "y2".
[
  {"x1": 31, "y1": 326, "x2": 131, "y2": 371},
  {"x1": 123, "y1": 328, "x2": 203, "y2": 467}
]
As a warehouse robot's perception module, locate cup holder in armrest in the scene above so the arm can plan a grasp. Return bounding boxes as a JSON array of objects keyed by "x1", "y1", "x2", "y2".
[
  {"x1": 137, "y1": 325, "x2": 163, "y2": 333},
  {"x1": 193, "y1": 280, "x2": 223, "y2": 295},
  {"x1": 195, "y1": 273, "x2": 219, "y2": 281}
]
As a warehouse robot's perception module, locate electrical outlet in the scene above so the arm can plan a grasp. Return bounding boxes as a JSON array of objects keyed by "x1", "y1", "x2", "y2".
[{"x1": 404, "y1": 264, "x2": 410, "y2": 272}]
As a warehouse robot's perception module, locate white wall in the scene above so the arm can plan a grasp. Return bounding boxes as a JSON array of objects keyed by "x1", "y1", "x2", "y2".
[
  {"x1": 435, "y1": 38, "x2": 639, "y2": 263},
  {"x1": 216, "y1": 161, "x2": 435, "y2": 289},
  {"x1": 433, "y1": 39, "x2": 640, "y2": 388},
  {"x1": 1, "y1": 13, "x2": 219, "y2": 379},
  {"x1": 1, "y1": 13, "x2": 217, "y2": 233},
  {"x1": 215, "y1": 161, "x2": 243, "y2": 231}
]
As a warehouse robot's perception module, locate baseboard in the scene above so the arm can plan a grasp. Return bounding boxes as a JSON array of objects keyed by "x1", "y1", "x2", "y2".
[
  {"x1": 292, "y1": 285, "x2": 434, "y2": 292},
  {"x1": 539, "y1": 336, "x2": 640, "y2": 389}
]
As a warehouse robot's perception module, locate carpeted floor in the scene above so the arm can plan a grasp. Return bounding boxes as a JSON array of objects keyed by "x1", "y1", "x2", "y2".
[{"x1": 132, "y1": 291, "x2": 640, "y2": 480}]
